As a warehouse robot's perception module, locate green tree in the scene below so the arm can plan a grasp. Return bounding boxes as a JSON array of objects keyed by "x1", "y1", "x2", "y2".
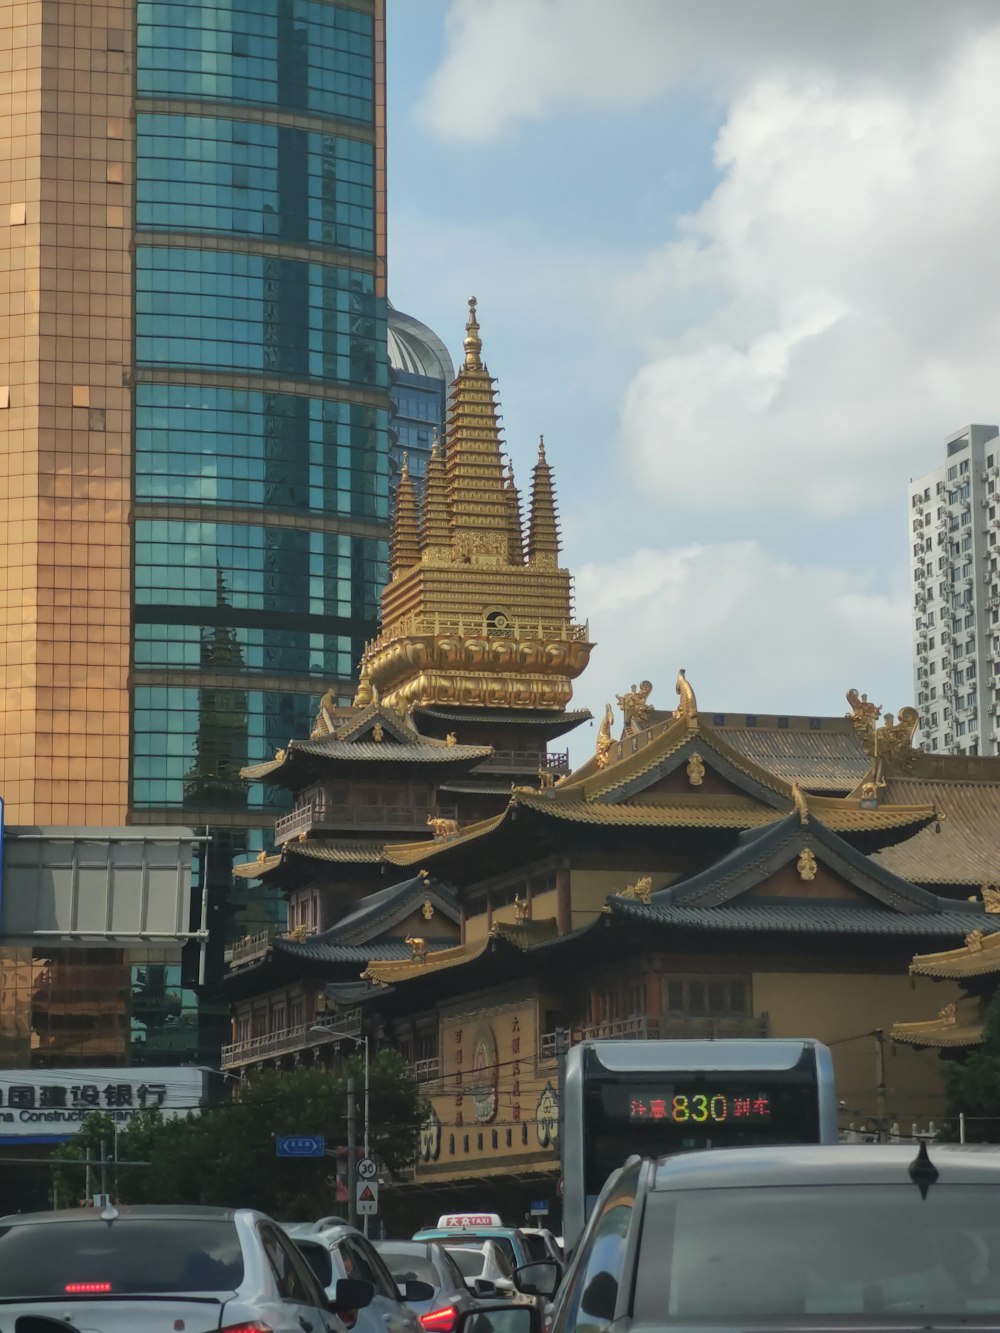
[
  {"x1": 940, "y1": 992, "x2": 1000, "y2": 1141},
  {"x1": 51, "y1": 1054, "x2": 425, "y2": 1219}
]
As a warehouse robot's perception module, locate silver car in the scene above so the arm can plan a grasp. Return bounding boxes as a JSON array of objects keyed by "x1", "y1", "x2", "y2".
[
  {"x1": 0, "y1": 1203, "x2": 370, "y2": 1332},
  {"x1": 284, "y1": 1220, "x2": 426, "y2": 1333}
]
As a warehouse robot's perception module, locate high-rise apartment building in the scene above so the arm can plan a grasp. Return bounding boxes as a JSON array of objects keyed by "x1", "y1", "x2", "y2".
[
  {"x1": 1, "y1": 3, "x2": 389, "y2": 960},
  {"x1": 388, "y1": 303, "x2": 454, "y2": 491},
  {"x1": 909, "y1": 423, "x2": 1000, "y2": 756}
]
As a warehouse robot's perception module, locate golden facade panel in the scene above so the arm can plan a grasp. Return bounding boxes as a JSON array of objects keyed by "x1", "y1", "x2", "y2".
[{"x1": 0, "y1": 0, "x2": 133, "y2": 823}]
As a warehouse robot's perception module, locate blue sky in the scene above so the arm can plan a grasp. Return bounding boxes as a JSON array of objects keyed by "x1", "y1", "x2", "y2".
[{"x1": 385, "y1": 0, "x2": 1000, "y2": 749}]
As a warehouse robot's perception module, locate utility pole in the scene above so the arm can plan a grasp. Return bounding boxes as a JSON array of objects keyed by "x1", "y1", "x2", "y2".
[
  {"x1": 100, "y1": 1140, "x2": 108, "y2": 1199},
  {"x1": 874, "y1": 1028, "x2": 887, "y2": 1142},
  {"x1": 346, "y1": 1076, "x2": 357, "y2": 1228},
  {"x1": 555, "y1": 1027, "x2": 569, "y2": 1226}
]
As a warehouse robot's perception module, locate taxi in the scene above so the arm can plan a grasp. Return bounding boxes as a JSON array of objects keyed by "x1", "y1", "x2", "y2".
[{"x1": 412, "y1": 1214, "x2": 535, "y2": 1274}]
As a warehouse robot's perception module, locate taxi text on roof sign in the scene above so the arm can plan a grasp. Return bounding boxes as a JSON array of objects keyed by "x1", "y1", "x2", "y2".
[{"x1": 437, "y1": 1213, "x2": 503, "y2": 1228}]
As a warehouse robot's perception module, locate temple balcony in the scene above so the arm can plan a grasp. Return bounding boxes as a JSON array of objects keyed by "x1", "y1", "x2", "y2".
[
  {"x1": 230, "y1": 930, "x2": 275, "y2": 969},
  {"x1": 477, "y1": 749, "x2": 570, "y2": 774},
  {"x1": 275, "y1": 800, "x2": 457, "y2": 844},
  {"x1": 221, "y1": 1011, "x2": 361, "y2": 1071},
  {"x1": 539, "y1": 1012, "x2": 769, "y2": 1059}
]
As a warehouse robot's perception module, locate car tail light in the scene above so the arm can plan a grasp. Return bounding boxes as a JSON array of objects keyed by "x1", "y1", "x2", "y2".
[
  {"x1": 218, "y1": 1323, "x2": 274, "y2": 1332},
  {"x1": 65, "y1": 1282, "x2": 113, "y2": 1293},
  {"x1": 420, "y1": 1306, "x2": 458, "y2": 1332}
]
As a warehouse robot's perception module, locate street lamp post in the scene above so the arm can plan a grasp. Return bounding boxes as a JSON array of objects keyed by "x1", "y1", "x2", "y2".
[{"x1": 309, "y1": 1026, "x2": 370, "y2": 1232}]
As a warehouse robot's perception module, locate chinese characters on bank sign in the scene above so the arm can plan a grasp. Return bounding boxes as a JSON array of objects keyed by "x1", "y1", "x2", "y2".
[
  {"x1": 628, "y1": 1091, "x2": 772, "y2": 1124},
  {"x1": 0, "y1": 1067, "x2": 203, "y2": 1136}
]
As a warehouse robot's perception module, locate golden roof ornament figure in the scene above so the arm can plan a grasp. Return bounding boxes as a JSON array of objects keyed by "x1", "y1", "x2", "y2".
[
  {"x1": 846, "y1": 688, "x2": 882, "y2": 741},
  {"x1": 791, "y1": 782, "x2": 810, "y2": 826},
  {"x1": 595, "y1": 704, "x2": 614, "y2": 769},
  {"x1": 421, "y1": 899, "x2": 435, "y2": 921},
  {"x1": 514, "y1": 893, "x2": 531, "y2": 923},
  {"x1": 371, "y1": 722, "x2": 384, "y2": 743},
  {"x1": 463, "y1": 295, "x2": 482, "y2": 371},
  {"x1": 405, "y1": 935, "x2": 428, "y2": 964},
  {"x1": 965, "y1": 928, "x2": 985, "y2": 953},
  {"x1": 686, "y1": 752, "x2": 705, "y2": 786},
  {"x1": 617, "y1": 680, "x2": 653, "y2": 734},
  {"x1": 673, "y1": 668, "x2": 698, "y2": 727},
  {"x1": 982, "y1": 885, "x2": 1000, "y2": 913},
  {"x1": 353, "y1": 663, "x2": 374, "y2": 708},
  {"x1": 797, "y1": 848, "x2": 818, "y2": 881},
  {"x1": 619, "y1": 875, "x2": 653, "y2": 904},
  {"x1": 938, "y1": 1001, "x2": 958, "y2": 1026}
]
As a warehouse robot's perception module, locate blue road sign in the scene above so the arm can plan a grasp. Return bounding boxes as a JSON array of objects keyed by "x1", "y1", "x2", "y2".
[
  {"x1": 276, "y1": 1135, "x2": 325, "y2": 1158},
  {"x1": 530, "y1": 1199, "x2": 549, "y2": 1214}
]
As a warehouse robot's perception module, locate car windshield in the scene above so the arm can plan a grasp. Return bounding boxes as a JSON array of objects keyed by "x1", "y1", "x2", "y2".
[
  {"x1": 0, "y1": 1219, "x2": 244, "y2": 1298},
  {"x1": 639, "y1": 1184, "x2": 1000, "y2": 1321}
]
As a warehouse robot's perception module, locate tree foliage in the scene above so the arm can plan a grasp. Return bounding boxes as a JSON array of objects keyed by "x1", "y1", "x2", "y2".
[
  {"x1": 940, "y1": 992, "x2": 1000, "y2": 1142},
  {"x1": 51, "y1": 1052, "x2": 425, "y2": 1219}
]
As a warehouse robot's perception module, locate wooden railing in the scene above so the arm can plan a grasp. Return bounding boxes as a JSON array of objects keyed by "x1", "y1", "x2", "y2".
[
  {"x1": 275, "y1": 801, "x2": 457, "y2": 844},
  {"x1": 478, "y1": 750, "x2": 570, "y2": 773},
  {"x1": 539, "y1": 1012, "x2": 769, "y2": 1058}
]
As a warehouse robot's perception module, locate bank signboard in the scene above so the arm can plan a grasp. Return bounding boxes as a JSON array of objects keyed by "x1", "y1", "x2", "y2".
[{"x1": 0, "y1": 1067, "x2": 205, "y2": 1138}]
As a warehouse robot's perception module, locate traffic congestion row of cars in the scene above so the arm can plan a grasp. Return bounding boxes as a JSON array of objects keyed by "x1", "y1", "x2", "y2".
[
  {"x1": 4, "y1": 1143, "x2": 997, "y2": 1332},
  {"x1": 0, "y1": 1205, "x2": 562, "y2": 1333}
]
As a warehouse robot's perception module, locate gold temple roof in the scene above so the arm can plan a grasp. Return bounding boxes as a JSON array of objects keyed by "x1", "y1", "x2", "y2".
[
  {"x1": 890, "y1": 996, "x2": 985, "y2": 1049},
  {"x1": 873, "y1": 778, "x2": 1000, "y2": 886},
  {"x1": 908, "y1": 924, "x2": 1000, "y2": 979},
  {"x1": 363, "y1": 938, "x2": 491, "y2": 985}
]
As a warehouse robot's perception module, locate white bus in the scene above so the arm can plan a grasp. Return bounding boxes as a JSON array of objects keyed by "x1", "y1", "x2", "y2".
[{"x1": 561, "y1": 1038, "x2": 837, "y2": 1248}]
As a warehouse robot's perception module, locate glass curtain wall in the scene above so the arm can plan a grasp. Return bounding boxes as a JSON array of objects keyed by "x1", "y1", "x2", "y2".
[{"x1": 131, "y1": 1, "x2": 388, "y2": 1037}]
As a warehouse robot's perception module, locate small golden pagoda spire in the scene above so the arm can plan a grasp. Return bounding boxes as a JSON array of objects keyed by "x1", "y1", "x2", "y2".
[
  {"x1": 391, "y1": 453, "x2": 420, "y2": 575},
  {"x1": 527, "y1": 434, "x2": 561, "y2": 568},
  {"x1": 420, "y1": 429, "x2": 451, "y2": 556},
  {"x1": 505, "y1": 460, "x2": 525, "y2": 565},
  {"x1": 463, "y1": 295, "x2": 482, "y2": 370}
]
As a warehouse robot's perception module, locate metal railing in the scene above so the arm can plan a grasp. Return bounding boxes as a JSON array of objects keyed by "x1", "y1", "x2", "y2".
[
  {"x1": 221, "y1": 1013, "x2": 361, "y2": 1069},
  {"x1": 275, "y1": 800, "x2": 457, "y2": 843},
  {"x1": 368, "y1": 614, "x2": 590, "y2": 648}
]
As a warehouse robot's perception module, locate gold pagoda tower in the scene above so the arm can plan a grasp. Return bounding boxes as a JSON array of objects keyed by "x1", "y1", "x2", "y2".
[{"x1": 360, "y1": 298, "x2": 593, "y2": 723}]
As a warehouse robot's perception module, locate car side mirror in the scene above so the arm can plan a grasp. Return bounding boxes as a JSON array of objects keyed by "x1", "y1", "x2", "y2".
[
  {"x1": 472, "y1": 1278, "x2": 497, "y2": 1297},
  {"x1": 331, "y1": 1277, "x2": 375, "y2": 1313},
  {"x1": 403, "y1": 1279, "x2": 436, "y2": 1302},
  {"x1": 514, "y1": 1260, "x2": 562, "y2": 1299},
  {"x1": 453, "y1": 1307, "x2": 541, "y2": 1333}
]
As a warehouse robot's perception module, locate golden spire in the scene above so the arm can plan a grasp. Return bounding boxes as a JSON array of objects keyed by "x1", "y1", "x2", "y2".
[
  {"x1": 464, "y1": 295, "x2": 482, "y2": 370},
  {"x1": 526, "y1": 434, "x2": 561, "y2": 568},
  {"x1": 420, "y1": 429, "x2": 451, "y2": 556},
  {"x1": 505, "y1": 460, "x2": 525, "y2": 565},
  {"x1": 391, "y1": 453, "x2": 420, "y2": 575},
  {"x1": 445, "y1": 297, "x2": 508, "y2": 561}
]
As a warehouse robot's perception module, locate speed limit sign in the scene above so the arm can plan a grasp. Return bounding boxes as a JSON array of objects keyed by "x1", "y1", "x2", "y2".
[{"x1": 357, "y1": 1156, "x2": 377, "y2": 1181}]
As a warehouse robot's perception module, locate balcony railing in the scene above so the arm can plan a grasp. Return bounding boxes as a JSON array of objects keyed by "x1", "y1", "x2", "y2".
[
  {"x1": 477, "y1": 750, "x2": 570, "y2": 774},
  {"x1": 221, "y1": 1013, "x2": 361, "y2": 1069},
  {"x1": 230, "y1": 930, "x2": 275, "y2": 969},
  {"x1": 275, "y1": 801, "x2": 457, "y2": 844},
  {"x1": 539, "y1": 1012, "x2": 769, "y2": 1058},
  {"x1": 369, "y1": 614, "x2": 590, "y2": 648}
]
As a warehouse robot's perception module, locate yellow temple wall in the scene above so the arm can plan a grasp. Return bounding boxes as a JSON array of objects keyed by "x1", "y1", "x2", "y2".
[
  {"x1": 413, "y1": 986, "x2": 559, "y2": 1185},
  {"x1": 753, "y1": 970, "x2": 961, "y2": 1123}
]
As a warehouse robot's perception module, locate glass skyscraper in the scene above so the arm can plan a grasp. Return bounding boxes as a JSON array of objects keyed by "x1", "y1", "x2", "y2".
[
  {"x1": 388, "y1": 304, "x2": 454, "y2": 492},
  {"x1": 0, "y1": 0, "x2": 388, "y2": 1048}
]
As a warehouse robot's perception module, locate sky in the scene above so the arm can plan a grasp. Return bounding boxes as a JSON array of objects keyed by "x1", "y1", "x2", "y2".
[{"x1": 385, "y1": 0, "x2": 1000, "y2": 755}]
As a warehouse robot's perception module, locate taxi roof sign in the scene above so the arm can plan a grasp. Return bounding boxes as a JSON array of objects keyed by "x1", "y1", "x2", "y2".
[{"x1": 437, "y1": 1213, "x2": 502, "y2": 1228}]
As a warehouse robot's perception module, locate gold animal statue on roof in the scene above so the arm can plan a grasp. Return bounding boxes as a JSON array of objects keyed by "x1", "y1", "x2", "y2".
[
  {"x1": 427, "y1": 815, "x2": 459, "y2": 839},
  {"x1": 619, "y1": 875, "x2": 653, "y2": 904},
  {"x1": 405, "y1": 936, "x2": 428, "y2": 963},
  {"x1": 595, "y1": 704, "x2": 614, "y2": 769},
  {"x1": 514, "y1": 893, "x2": 531, "y2": 923},
  {"x1": 616, "y1": 680, "x2": 653, "y2": 734},
  {"x1": 537, "y1": 768, "x2": 556, "y2": 789},
  {"x1": 673, "y1": 668, "x2": 697, "y2": 725},
  {"x1": 846, "y1": 688, "x2": 882, "y2": 738}
]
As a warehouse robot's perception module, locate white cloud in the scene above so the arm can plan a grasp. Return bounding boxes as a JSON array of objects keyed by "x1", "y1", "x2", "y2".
[
  {"x1": 619, "y1": 42, "x2": 1000, "y2": 514},
  {"x1": 421, "y1": 0, "x2": 992, "y2": 144},
  {"x1": 568, "y1": 539, "x2": 910, "y2": 763}
]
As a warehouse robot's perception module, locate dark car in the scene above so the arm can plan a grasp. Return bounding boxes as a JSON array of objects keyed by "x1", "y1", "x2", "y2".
[
  {"x1": 376, "y1": 1239, "x2": 480, "y2": 1329},
  {"x1": 547, "y1": 1143, "x2": 1000, "y2": 1332}
]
